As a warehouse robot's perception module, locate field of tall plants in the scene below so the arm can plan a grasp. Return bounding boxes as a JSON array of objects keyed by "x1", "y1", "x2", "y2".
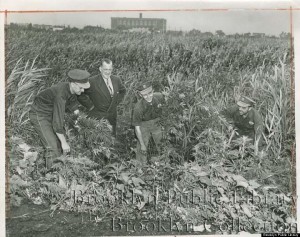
[{"x1": 5, "y1": 25, "x2": 296, "y2": 235}]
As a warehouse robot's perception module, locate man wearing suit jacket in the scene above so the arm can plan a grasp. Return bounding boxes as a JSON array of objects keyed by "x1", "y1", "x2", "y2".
[{"x1": 77, "y1": 59, "x2": 126, "y2": 136}]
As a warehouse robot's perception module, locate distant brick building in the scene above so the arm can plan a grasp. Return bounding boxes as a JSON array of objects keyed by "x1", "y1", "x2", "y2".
[{"x1": 111, "y1": 13, "x2": 167, "y2": 32}]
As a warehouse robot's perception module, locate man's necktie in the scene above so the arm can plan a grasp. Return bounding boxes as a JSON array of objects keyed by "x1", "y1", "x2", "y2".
[{"x1": 106, "y1": 79, "x2": 113, "y2": 96}]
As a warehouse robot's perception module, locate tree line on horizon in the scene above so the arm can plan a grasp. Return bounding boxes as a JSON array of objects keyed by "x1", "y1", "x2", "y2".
[{"x1": 6, "y1": 22, "x2": 291, "y2": 39}]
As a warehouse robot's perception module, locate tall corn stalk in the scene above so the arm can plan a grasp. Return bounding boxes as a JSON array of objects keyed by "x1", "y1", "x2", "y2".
[{"x1": 6, "y1": 57, "x2": 48, "y2": 129}]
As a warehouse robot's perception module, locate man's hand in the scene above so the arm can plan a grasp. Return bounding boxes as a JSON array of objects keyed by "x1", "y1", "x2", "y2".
[
  {"x1": 228, "y1": 125, "x2": 239, "y2": 136},
  {"x1": 61, "y1": 142, "x2": 70, "y2": 154},
  {"x1": 135, "y1": 126, "x2": 147, "y2": 155},
  {"x1": 74, "y1": 109, "x2": 79, "y2": 115},
  {"x1": 56, "y1": 133, "x2": 70, "y2": 154},
  {"x1": 140, "y1": 144, "x2": 147, "y2": 155}
]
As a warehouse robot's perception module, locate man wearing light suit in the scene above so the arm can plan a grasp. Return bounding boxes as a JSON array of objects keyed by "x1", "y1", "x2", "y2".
[{"x1": 77, "y1": 59, "x2": 126, "y2": 136}]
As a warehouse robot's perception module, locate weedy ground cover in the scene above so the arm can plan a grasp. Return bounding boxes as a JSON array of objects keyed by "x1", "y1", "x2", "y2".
[{"x1": 5, "y1": 25, "x2": 295, "y2": 234}]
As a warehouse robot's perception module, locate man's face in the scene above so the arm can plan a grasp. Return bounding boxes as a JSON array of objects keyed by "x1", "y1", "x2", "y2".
[
  {"x1": 238, "y1": 105, "x2": 250, "y2": 116},
  {"x1": 139, "y1": 87, "x2": 154, "y2": 103},
  {"x1": 71, "y1": 82, "x2": 87, "y2": 95},
  {"x1": 100, "y1": 62, "x2": 113, "y2": 80}
]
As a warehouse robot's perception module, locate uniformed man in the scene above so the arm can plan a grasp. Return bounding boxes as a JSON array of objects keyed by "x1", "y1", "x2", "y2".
[
  {"x1": 29, "y1": 69, "x2": 90, "y2": 169},
  {"x1": 222, "y1": 96, "x2": 264, "y2": 147},
  {"x1": 132, "y1": 82, "x2": 164, "y2": 164}
]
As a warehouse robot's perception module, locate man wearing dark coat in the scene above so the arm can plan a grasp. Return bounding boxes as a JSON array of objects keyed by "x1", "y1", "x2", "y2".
[
  {"x1": 132, "y1": 82, "x2": 164, "y2": 165},
  {"x1": 29, "y1": 69, "x2": 91, "y2": 169},
  {"x1": 222, "y1": 96, "x2": 264, "y2": 148},
  {"x1": 77, "y1": 59, "x2": 126, "y2": 136}
]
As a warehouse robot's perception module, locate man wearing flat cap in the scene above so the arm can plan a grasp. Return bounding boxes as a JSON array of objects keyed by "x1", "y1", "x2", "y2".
[
  {"x1": 132, "y1": 82, "x2": 165, "y2": 165},
  {"x1": 29, "y1": 69, "x2": 90, "y2": 169},
  {"x1": 77, "y1": 59, "x2": 126, "y2": 136},
  {"x1": 222, "y1": 96, "x2": 264, "y2": 147}
]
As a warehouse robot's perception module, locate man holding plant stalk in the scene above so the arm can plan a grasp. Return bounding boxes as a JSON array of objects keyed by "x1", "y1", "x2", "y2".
[
  {"x1": 132, "y1": 82, "x2": 164, "y2": 165},
  {"x1": 222, "y1": 96, "x2": 264, "y2": 148},
  {"x1": 29, "y1": 69, "x2": 91, "y2": 169}
]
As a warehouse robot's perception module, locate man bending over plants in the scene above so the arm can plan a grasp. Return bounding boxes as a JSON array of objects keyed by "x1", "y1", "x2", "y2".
[
  {"x1": 132, "y1": 82, "x2": 165, "y2": 165},
  {"x1": 29, "y1": 69, "x2": 90, "y2": 169},
  {"x1": 222, "y1": 96, "x2": 264, "y2": 148}
]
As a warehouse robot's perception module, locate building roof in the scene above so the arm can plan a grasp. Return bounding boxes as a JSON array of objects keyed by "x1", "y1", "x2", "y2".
[{"x1": 111, "y1": 17, "x2": 166, "y2": 21}]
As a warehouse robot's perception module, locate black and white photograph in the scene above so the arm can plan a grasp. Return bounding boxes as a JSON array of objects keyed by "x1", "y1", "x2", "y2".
[{"x1": 2, "y1": 0, "x2": 300, "y2": 236}]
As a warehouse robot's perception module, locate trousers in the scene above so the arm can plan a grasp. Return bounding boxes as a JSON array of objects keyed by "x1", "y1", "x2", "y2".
[
  {"x1": 29, "y1": 110, "x2": 62, "y2": 169},
  {"x1": 136, "y1": 119, "x2": 163, "y2": 164}
]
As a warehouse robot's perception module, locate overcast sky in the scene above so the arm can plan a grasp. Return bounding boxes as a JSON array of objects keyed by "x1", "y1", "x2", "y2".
[
  {"x1": 1, "y1": 3, "x2": 300, "y2": 227},
  {"x1": 2, "y1": 0, "x2": 298, "y2": 35}
]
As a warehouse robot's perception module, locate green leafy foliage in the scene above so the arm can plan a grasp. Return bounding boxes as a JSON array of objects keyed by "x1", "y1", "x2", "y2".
[{"x1": 6, "y1": 25, "x2": 295, "y2": 233}]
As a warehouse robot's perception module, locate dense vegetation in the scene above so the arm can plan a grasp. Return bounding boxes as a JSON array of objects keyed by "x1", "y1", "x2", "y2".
[{"x1": 6, "y1": 25, "x2": 296, "y2": 234}]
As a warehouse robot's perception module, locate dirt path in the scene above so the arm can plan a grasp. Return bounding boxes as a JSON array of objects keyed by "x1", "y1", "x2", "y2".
[
  {"x1": 7, "y1": 202, "x2": 122, "y2": 237},
  {"x1": 6, "y1": 202, "x2": 205, "y2": 236}
]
